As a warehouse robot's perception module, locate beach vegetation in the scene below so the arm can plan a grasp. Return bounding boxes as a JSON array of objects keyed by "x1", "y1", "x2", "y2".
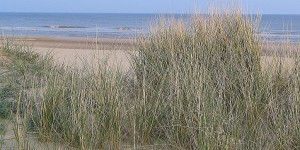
[{"x1": 0, "y1": 8, "x2": 300, "y2": 149}]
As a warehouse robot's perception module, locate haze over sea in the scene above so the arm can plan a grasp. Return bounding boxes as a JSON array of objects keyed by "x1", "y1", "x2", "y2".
[{"x1": 1, "y1": 12, "x2": 300, "y2": 42}]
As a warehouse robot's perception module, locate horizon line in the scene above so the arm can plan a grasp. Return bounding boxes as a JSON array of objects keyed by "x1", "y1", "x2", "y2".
[{"x1": 1, "y1": 11, "x2": 300, "y2": 15}]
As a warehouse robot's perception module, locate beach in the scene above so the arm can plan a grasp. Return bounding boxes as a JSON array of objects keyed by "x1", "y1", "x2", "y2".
[
  {"x1": 0, "y1": 35, "x2": 133, "y2": 50},
  {"x1": 1, "y1": 35, "x2": 296, "y2": 71},
  {"x1": 0, "y1": 35, "x2": 135, "y2": 70}
]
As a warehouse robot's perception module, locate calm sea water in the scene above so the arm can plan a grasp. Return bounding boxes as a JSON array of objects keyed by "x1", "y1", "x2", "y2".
[{"x1": 1, "y1": 13, "x2": 300, "y2": 42}]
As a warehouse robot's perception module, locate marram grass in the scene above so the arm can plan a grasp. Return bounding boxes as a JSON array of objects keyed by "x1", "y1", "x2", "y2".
[{"x1": 0, "y1": 9, "x2": 300, "y2": 150}]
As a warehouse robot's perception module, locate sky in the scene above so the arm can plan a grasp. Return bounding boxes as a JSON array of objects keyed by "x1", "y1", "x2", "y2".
[{"x1": 0, "y1": 0, "x2": 300, "y2": 14}]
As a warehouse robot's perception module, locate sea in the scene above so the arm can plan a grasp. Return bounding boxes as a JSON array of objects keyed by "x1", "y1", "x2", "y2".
[{"x1": 1, "y1": 12, "x2": 300, "y2": 42}]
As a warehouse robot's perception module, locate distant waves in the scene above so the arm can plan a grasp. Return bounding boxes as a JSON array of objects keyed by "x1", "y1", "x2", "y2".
[{"x1": 43, "y1": 26, "x2": 87, "y2": 29}]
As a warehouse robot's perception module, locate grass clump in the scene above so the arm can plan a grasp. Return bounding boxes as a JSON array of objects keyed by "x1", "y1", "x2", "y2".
[
  {"x1": 0, "y1": 46, "x2": 127, "y2": 149},
  {"x1": 0, "y1": 8, "x2": 300, "y2": 150},
  {"x1": 31, "y1": 65, "x2": 126, "y2": 149},
  {"x1": 131, "y1": 10, "x2": 300, "y2": 149}
]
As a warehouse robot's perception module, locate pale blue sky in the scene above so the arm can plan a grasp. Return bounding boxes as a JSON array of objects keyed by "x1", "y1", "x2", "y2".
[{"x1": 0, "y1": 0, "x2": 299, "y2": 14}]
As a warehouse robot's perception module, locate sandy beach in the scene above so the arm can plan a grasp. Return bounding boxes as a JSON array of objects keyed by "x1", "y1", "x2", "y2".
[
  {"x1": 0, "y1": 35, "x2": 296, "y2": 72},
  {"x1": 0, "y1": 35, "x2": 135, "y2": 70},
  {"x1": 0, "y1": 35, "x2": 134, "y2": 50}
]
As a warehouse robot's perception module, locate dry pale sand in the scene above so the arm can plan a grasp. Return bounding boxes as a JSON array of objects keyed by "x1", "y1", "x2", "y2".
[
  {"x1": 1, "y1": 35, "x2": 135, "y2": 71},
  {"x1": 0, "y1": 35, "x2": 134, "y2": 50},
  {"x1": 33, "y1": 47, "x2": 135, "y2": 71}
]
